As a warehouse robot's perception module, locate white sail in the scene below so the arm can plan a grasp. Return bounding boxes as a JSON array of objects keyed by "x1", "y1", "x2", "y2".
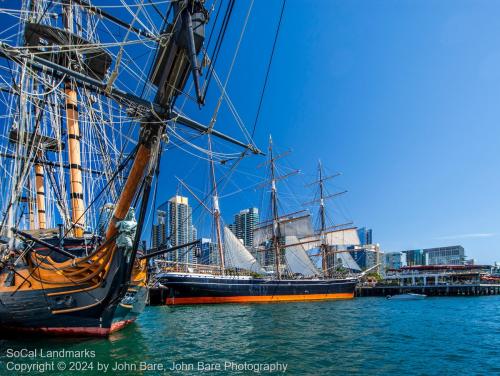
[
  {"x1": 253, "y1": 214, "x2": 314, "y2": 246},
  {"x1": 284, "y1": 236, "x2": 320, "y2": 277},
  {"x1": 223, "y1": 226, "x2": 265, "y2": 273},
  {"x1": 298, "y1": 228, "x2": 361, "y2": 251},
  {"x1": 335, "y1": 251, "x2": 362, "y2": 271},
  {"x1": 325, "y1": 228, "x2": 360, "y2": 246},
  {"x1": 253, "y1": 223, "x2": 273, "y2": 247}
]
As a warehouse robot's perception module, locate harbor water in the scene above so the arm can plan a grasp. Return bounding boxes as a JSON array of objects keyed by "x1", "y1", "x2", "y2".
[{"x1": 1, "y1": 296, "x2": 499, "y2": 375}]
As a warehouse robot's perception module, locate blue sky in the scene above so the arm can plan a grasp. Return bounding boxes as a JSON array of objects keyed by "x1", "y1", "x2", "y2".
[{"x1": 161, "y1": 0, "x2": 500, "y2": 264}]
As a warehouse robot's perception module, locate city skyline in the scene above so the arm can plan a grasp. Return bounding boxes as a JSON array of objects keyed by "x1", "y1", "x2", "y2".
[{"x1": 149, "y1": 193, "x2": 489, "y2": 268}]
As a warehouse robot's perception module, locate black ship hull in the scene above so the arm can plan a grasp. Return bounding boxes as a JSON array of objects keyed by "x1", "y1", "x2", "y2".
[
  {"x1": 0, "y1": 285, "x2": 147, "y2": 336},
  {"x1": 158, "y1": 272, "x2": 357, "y2": 305}
]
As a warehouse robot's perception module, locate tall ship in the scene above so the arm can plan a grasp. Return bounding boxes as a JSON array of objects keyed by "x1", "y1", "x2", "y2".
[
  {"x1": 158, "y1": 138, "x2": 361, "y2": 305},
  {"x1": 0, "y1": 0, "x2": 257, "y2": 335}
]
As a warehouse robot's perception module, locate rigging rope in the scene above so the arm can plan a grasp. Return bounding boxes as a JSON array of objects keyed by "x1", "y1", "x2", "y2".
[{"x1": 251, "y1": 0, "x2": 287, "y2": 137}]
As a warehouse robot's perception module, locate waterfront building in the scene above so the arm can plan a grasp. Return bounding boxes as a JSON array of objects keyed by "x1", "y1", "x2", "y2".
[
  {"x1": 152, "y1": 196, "x2": 195, "y2": 263},
  {"x1": 229, "y1": 208, "x2": 259, "y2": 248},
  {"x1": 425, "y1": 245, "x2": 465, "y2": 265},
  {"x1": 382, "y1": 264, "x2": 492, "y2": 287},
  {"x1": 384, "y1": 251, "x2": 404, "y2": 270},
  {"x1": 402, "y1": 246, "x2": 466, "y2": 266}
]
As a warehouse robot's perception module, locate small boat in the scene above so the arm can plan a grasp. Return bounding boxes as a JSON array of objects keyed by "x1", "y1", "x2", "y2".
[{"x1": 386, "y1": 293, "x2": 427, "y2": 300}]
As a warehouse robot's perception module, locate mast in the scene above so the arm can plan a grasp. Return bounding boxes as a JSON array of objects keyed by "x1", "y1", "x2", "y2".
[
  {"x1": 318, "y1": 161, "x2": 328, "y2": 276},
  {"x1": 28, "y1": 0, "x2": 46, "y2": 231},
  {"x1": 310, "y1": 162, "x2": 346, "y2": 276},
  {"x1": 269, "y1": 136, "x2": 282, "y2": 279},
  {"x1": 34, "y1": 157, "x2": 46, "y2": 229},
  {"x1": 27, "y1": 179, "x2": 35, "y2": 229},
  {"x1": 208, "y1": 135, "x2": 225, "y2": 275},
  {"x1": 63, "y1": 2, "x2": 85, "y2": 237}
]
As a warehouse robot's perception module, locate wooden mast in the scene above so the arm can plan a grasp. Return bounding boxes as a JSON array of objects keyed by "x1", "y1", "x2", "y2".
[
  {"x1": 208, "y1": 135, "x2": 225, "y2": 275},
  {"x1": 318, "y1": 161, "x2": 327, "y2": 277},
  {"x1": 34, "y1": 157, "x2": 46, "y2": 229},
  {"x1": 269, "y1": 136, "x2": 281, "y2": 279},
  {"x1": 28, "y1": 0, "x2": 46, "y2": 231},
  {"x1": 313, "y1": 163, "x2": 344, "y2": 277},
  {"x1": 63, "y1": 2, "x2": 85, "y2": 237},
  {"x1": 105, "y1": 142, "x2": 153, "y2": 240},
  {"x1": 27, "y1": 179, "x2": 35, "y2": 230}
]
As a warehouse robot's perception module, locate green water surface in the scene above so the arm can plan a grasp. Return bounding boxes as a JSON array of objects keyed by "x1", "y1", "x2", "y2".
[{"x1": 1, "y1": 296, "x2": 499, "y2": 375}]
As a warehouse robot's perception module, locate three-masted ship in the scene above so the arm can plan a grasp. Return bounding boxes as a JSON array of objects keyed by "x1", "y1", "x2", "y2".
[
  {"x1": 0, "y1": 0, "x2": 258, "y2": 335},
  {"x1": 159, "y1": 138, "x2": 361, "y2": 305}
]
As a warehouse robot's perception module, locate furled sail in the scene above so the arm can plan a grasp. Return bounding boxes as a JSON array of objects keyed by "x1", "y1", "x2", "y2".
[
  {"x1": 284, "y1": 236, "x2": 320, "y2": 277},
  {"x1": 253, "y1": 214, "x2": 314, "y2": 246},
  {"x1": 223, "y1": 226, "x2": 265, "y2": 273}
]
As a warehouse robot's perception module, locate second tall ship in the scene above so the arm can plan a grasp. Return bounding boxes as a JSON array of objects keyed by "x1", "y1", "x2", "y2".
[{"x1": 158, "y1": 138, "x2": 361, "y2": 304}]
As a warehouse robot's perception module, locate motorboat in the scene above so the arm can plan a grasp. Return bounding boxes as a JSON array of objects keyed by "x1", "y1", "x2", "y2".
[{"x1": 386, "y1": 293, "x2": 427, "y2": 300}]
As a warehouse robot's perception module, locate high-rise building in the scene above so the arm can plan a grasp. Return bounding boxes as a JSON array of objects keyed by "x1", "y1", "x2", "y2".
[
  {"x1": 229, "y1": 208, "x2": 259, "y2": 248},
  {"x1": 152, "y1": 208, "x2": 168, "y2": 249},
  {"x1": 357, "y1": 227, "x2": 373, "y2": 246},
  {"x1": 97, "y1": 203, "x2": 114, "y2": 236},
  {"x1": 198, "y1": 238, "x2": 219, "y2": 265},
  {"x1": 152, "y1": 196, "x2": 195, "y2": 263}
]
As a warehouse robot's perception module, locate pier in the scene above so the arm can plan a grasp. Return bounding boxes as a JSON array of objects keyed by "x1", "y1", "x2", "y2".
[
  {"x1": 356, "y1": 283, "x2": 500, "y2": 297},
  {"x1": 358, "y1": 264, "x2": 500, "y2": 297}
]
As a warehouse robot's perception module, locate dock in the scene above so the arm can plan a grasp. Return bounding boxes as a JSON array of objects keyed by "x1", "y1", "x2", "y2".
[
  {"x1": 356, "y1": 283, "x2": 500, "y2": 297},
  {"x1": 357, "y1": 264, "x2": 500, "y2": 297}
]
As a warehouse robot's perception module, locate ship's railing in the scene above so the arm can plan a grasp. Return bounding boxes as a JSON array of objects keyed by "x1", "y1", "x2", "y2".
[{"x1": 153, "y1": 260, "x2": 255, "y2": 276}]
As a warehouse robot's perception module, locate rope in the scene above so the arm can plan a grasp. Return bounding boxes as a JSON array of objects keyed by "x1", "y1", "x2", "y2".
[
  {"x1": 251, "y1": 0, "x2": 287, "y2": 137},
  {"x1": 208, "y1": 0, "x2": 254, "y2": 130}
]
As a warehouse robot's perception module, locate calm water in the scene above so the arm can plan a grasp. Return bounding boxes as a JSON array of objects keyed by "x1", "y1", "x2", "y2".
[{"x1": 0, "y1": 296, "x2": 499, "y2": 375}]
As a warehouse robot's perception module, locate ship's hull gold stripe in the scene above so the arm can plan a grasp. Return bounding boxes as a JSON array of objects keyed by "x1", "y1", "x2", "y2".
[
  {"x1": 51, "y1": 300, "x2": 102, "y2": 314},
  {"x1": 46, "y1": 284, "x2": 99, "y2": 297},
  {"x1": 166, "y1": 292, "x2": 354, "y2": 305}
]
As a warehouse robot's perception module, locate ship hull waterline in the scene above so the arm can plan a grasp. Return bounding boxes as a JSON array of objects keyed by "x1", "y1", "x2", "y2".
[{"x1": 158, "y1": 273, "x2": 357, "y2": 305}]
